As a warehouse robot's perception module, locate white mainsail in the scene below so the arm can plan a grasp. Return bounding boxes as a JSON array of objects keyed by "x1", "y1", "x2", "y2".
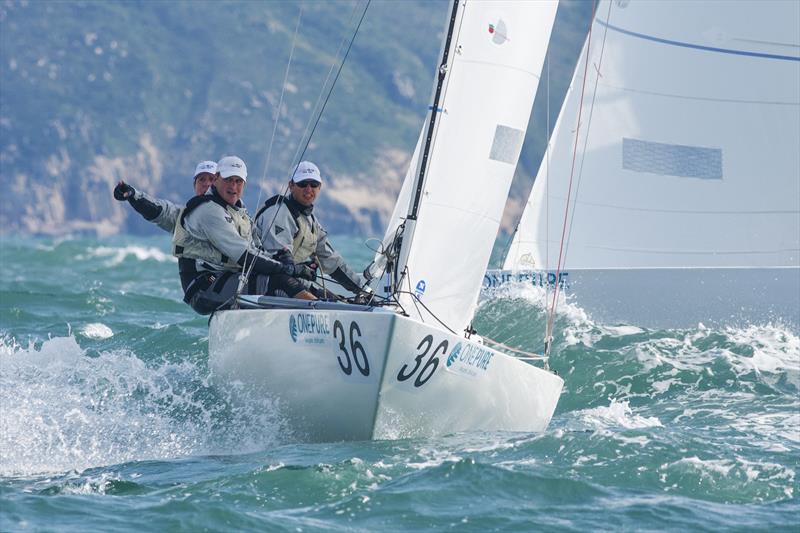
[
  {"x1": 382, "y1": 0, "x2": 558, "y2": 334},
  {"x1": 505, "y1": 0, "x2": 800, "y2": 273}
]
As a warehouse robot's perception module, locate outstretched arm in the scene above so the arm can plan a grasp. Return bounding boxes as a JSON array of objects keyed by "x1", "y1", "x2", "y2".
[{"x1": 114, "y1": 181, "x2": 181, "y2": 233}]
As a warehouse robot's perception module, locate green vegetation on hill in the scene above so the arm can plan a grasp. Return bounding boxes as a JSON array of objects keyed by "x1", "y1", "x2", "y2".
[{"x1": 0, "y1": 0, "x2": 591, "y2": 240}]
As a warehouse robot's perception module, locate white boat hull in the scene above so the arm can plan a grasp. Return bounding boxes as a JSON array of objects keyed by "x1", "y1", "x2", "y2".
[
  {"x1": 209, "y1": 307, "x2": 563, "y2": 442},
  {"x1": 483, "y1": 267, "x2": 800, "y2": 330}
]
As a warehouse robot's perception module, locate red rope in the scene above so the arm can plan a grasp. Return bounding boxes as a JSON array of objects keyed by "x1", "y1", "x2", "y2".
[{"x1": 545, "y1": 0, "x2": 598, "y2": 355}]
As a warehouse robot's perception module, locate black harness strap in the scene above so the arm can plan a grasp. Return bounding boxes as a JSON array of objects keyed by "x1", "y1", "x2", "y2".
[
  {"x1": 255, "y1": 194, "x2": 305, "y2": 225},
  {"x1": 180, "y1": 187, "x2": 242, "y2": 228}
]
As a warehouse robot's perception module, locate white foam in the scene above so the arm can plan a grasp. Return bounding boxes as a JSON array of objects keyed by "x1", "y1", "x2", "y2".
[
  {"x1": 669, "y1": 456, "x2": 735, "y2": 477},
  {"x1": 80, "y1": 323, "x2": 113, "y2": 339},
  {"x1": 621, "y1": 323, "x2": 800, "y2": 394},
  {"x1": 603, "y1": 325, "x2": 644, "y2": 336},
  {"x1": 482, "y1": 280, "x2": 590, "y2": 326},
  {"x1": 78, "y1": 245, "x2": 176, "y2": 267},
  {"x1": 662, "y1": 455, "x2": 795, "y2": 498},
  {"x1": 724, "y1": 324, "x2": 800, "y2": 375},
  {"x1": 0, "y1": 334, "x2": 285, "y2": 476},
  {"x1": 577, "y1": 400, "x2": 663, "y2": 430}
]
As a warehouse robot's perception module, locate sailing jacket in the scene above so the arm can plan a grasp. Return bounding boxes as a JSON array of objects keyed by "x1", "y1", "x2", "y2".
[
  {"x1": 254, "y1": 195, "x2": 366, "y2": 294},
  {"x1": 127, "y1": 189, "x2": 182, "y2": 234},
  {"x1": 172, "y1": 187, "x2": 287, "y2": 292}
]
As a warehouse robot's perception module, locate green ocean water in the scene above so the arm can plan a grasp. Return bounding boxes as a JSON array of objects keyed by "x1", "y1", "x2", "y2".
[{"x1": 1, "y1": 235, "x2": 798, "y2": 532}]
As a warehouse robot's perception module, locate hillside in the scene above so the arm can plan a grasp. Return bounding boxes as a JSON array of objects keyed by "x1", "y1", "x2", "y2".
[{"x1": 0, "y1": 0, "x2": 591, "y2": 240}]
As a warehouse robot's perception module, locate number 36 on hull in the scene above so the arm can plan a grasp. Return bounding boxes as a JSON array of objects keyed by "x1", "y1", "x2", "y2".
[{"x1": 209, "y1": 308, "x2": 563, "y2": 442}]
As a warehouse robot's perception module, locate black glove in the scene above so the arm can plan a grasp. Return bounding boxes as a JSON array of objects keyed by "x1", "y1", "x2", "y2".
[
  {"x1": 282, "y1": 263, "x2": 316, "y2": 282},
  {"x1": 113, "y1": 181, "x2": 135, "y2": 201},
  {"x1": 351, "y1": 290, "x2": 374, "y2": 306},
  {"x1": 274, "y1": 249, "x2": 294, "y2": 265},
  {"x1": 303, "y1": 261, "x2": 319, "y2": 282}
]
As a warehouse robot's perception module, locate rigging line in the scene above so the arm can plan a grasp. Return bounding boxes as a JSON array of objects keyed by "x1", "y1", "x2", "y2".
[
  {"x1": 259, "y1": 6, "x2": 303, "y2": 199},
  {"x1": 401, "y1": 266, "x2": 425, "y2": 324},
  {"x1": 562, "y1": 0, "x2": 613, "y2": 279},
  {"x1": 480, "y1": 336, "x2": 548, "y2": 360},
  {"x1": 395, "y1": 290, "x2": 457, "y2": 335},
  {"x1": 543, "y1": 36, "x2": 551, "y2": 369},
  {"x1": 364, "y1": 223, "x2": 400, "y2": 295},
  {"x1": 312, "y1": 253, "x2": 329, "y2": 299},
  {"x1": 254, "y1": 0, "x2": 370, "y2": 256},
  {"x1": 238, "y1": 6, "x2": 303, "y2": 298},
  {"x1": 544, "y1": 0, "x2": 600, "y2": 359},
  {"x1": 291, "y1": 0, "x2": 371, "y2": 168},
  {"x1": 241, "y1": 0, "x2": 369, "y2": 290}
]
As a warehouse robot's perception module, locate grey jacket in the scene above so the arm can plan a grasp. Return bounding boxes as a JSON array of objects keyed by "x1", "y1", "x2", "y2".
[
  {"x1": 181, "y1": 195, "x2": 278, "y2": 275},
  {"x1": 254, "y1": 195, "x2": 366, "y2": 294},
  {"x1": 127, "y1": 189, "x2": 183, "y2": 234}
]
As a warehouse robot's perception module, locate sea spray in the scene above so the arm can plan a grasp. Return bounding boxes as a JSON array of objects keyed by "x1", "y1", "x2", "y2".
[{"x1": 0, "y1": 333, "x2": 288, "y2": 477}]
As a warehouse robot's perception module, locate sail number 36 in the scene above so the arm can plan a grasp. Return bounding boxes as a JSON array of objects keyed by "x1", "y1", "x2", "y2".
[
  {"x1": 333, "y1": 320, "x2": 369, "y2": 377},
  {"x1": 397, "y1": 335, "x2": 447, "y2": 388}
]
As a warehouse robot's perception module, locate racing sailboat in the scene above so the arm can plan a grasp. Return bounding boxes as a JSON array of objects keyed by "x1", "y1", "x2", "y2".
[
  {"x1": 488, "y1": 0, "x2": 800, "y2": 329},
  {"x1": 209, "y1": 0, "x2": 563, "y2": 442}
]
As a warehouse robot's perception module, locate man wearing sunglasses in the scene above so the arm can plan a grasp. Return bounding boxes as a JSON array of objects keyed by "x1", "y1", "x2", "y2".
[{"x1": 254, "y1": 161, "x2": 369, "y2": 300}]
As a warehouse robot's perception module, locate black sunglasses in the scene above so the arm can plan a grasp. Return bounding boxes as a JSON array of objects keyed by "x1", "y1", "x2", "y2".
[{"x1": 294, "y1": 180, "x2": 320, "y2": 189}]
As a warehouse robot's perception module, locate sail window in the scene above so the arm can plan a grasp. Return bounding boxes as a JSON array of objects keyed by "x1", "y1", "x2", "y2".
[
  {"x1": 622, "y1": 138, "x2": 723, "y2": 179},
  {"x1": 489, "y1": 125, "x2": 525, "y2": 165}
]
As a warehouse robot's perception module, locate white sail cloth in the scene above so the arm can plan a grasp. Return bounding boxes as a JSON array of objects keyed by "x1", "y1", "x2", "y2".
[
  {"x1": 504, "y1": 0, "x2": 800, "y2": 272},
  {"x1": 378, "y1": 0, "x2": 558, "y2": 334}
]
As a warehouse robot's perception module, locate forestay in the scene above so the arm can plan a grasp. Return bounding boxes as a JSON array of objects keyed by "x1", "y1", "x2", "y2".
[
  {"x1": 384, "y1": 0, "x2": 558, "y2": 334},
  {"x1": 504, "y1": 0, "x2": 800, "y2": 272}
]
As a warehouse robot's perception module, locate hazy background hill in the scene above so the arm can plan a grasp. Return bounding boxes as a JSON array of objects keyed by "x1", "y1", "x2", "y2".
[{"x1": 0, "y1": 0, "x2": 592, "y2": 245}]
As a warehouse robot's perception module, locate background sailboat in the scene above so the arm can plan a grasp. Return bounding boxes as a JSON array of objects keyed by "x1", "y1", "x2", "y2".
[{"x1": 491, "y1": 0, "x2": 800, "y2": 330}]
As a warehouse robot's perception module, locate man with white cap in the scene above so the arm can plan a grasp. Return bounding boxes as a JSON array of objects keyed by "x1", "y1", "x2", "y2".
[
  {"x1": 173, "y1": 155, "x2": 316, "y2": 314},
  {"x1": 254, "y1": 160, "x2": 369, "y2": 300},
  {"x1": 113, "y1": 160, "x2": 218, "y2": 233}
]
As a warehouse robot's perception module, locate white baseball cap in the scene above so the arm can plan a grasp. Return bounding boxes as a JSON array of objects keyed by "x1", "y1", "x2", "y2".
[
  {"x1": 291, "y1": 161, "x2": 322, "y2": 184},
  {"x1": 217, "y1": 155, "x2": 248, "y2": 181},
  {"x1": 193, "y1": 160, "x2": 217, "y2": 178}
]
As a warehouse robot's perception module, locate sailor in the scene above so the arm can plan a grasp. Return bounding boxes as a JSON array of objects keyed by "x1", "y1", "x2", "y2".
[
  {"x1": 113, "y1": 160, "x2": 218, "y2": 233},
  {"x1": 174, "y1": 156, "x2": 316, "y2": 314},
  {"x1": 253, "y1": 161, "x2": 369, "y2": 300}
]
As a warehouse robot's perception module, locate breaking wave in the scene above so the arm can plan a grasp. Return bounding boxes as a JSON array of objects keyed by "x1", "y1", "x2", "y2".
[{"x1": 0, "y1": 334, "x2": 287, "y2": 477}]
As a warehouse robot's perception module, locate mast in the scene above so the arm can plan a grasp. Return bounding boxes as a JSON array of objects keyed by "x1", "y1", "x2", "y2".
[
  {"x1": 408, "y1": 0, "x2": 461, "y2": 222},
  {"x1": 392, "y1": 0, "x2": 463, "y2": 296}
]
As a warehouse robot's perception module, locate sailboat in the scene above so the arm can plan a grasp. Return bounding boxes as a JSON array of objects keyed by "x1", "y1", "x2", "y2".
[
  {"x1": 487, "y1": 0, "x2": 800, "y2": 330},
  {"x1": 209, "y1": 0, "x2": 564, "y2": 442}
]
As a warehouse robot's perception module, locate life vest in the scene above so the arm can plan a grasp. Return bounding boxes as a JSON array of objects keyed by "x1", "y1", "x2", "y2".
[
  {"x1": 255, "y1": 195, "x2": 317, "y2": 263},
  {"x1": 172, "y1": 192, "x2": 251, "y2": 271}
]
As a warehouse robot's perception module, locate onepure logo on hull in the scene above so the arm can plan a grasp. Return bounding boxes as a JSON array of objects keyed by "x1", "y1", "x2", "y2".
[
  {"x1": 445, "y1": 342, "x2": 494, "y2": 378},
  {"x1": 289, "y1": 313, "x2": 332, "y2": 345}
]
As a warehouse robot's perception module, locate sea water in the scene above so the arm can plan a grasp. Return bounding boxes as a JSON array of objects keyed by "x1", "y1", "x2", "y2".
[{"x1": 1, "y1": 236, "x2": 798, "y2": 531}]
